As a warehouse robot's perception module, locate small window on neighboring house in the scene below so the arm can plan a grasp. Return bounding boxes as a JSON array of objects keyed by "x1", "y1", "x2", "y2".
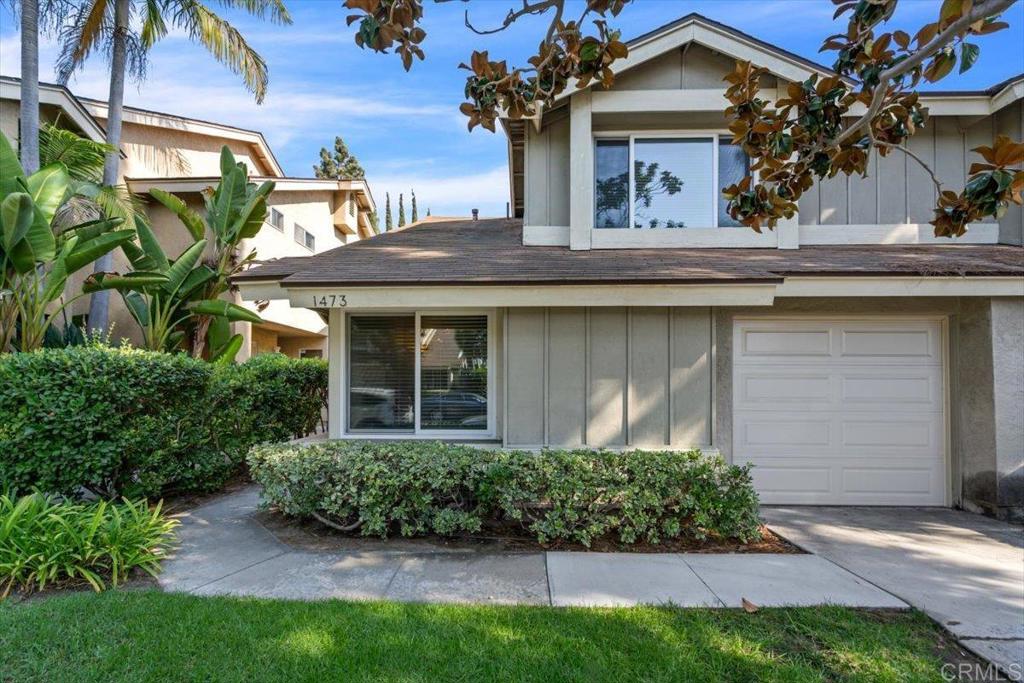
[
  {"x1": 294, "y1": 224, "x2": 315, "y2": 251},
  {"x1": 300, "y1": 349, "x2": 323, "y2": 359},
  {"x1": 269, "y1": 208, "x2": 284, "y2": 231}
]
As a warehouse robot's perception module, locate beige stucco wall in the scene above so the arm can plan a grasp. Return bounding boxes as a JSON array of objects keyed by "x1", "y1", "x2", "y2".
[
  {"x1": 504, "y1": 306, "x2": 712, "y2": 448},
  {"x1": 90, "y1": 117, "x2": 272, "y2": 178}
]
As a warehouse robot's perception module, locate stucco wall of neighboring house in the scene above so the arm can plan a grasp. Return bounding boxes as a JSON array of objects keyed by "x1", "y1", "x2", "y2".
[
  {"x1": 90, "y1": 118, "x2": 272, "y2": 178},
  {"x1": 504, "y1": 306, "x2": 712, "y2": 448},
  {"x1": 1, "y1": 99, "x2": 18, "y2": 141},
  {"x1": 710, "y1": 296, "x2": 1023, "y2": 520}
]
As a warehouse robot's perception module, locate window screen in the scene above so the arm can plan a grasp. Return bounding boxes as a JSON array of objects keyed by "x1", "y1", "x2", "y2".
[
  {"x1": 270, "y1": 208, "x2": 284, "y2": 231},
  {"x1": 718, "y1": 140, "x2": 750, "y2": 227},
  {"x1": 348, "y1": 315, "x2": 415, "y2": 431},
  {"x1": 419, "y1": 315, "x2": 488, "y2": 430},
  {"x1": 594, "y1": 139, "x2": 629, "y2": 229},
  {"x1": 633, "y1": 138, "x2": 712, "y2": 229}
]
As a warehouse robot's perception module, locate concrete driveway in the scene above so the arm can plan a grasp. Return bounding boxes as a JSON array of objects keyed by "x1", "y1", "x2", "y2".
[{"x1": 763, "y1": 506, "x2": 1024, "y2": 681}]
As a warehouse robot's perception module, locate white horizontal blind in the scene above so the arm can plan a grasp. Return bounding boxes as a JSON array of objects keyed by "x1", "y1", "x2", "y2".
[
  {"x1": 348, "y1": 315, "x2": 416, "y2": 431},
  {"x1": 633, "y1": 137, "x2": 713, "y2": 229}
]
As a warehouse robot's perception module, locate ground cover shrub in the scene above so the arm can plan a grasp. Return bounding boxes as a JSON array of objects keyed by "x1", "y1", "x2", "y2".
[
  {"x1": 0, "y1": 346, "x2": 326, "y2": 498},
  {"x1": 248, "y1": 441, "x2": 761, "y2": 546},
  {"x1": 0, "y1": 492, "x2": 177, "y2": 596}
]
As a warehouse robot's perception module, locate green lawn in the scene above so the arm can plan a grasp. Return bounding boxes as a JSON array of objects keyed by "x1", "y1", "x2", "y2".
[{"x1": 1, "y1": 590, "x2": 959, "y2": 682}]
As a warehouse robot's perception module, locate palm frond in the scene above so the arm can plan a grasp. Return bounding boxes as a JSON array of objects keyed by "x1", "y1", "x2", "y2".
[
  {"x1": 39, "y1": 123, "x2": 111, "y2": 182},
  {"x1": 55, "y1": 0, "x2": 111, "y2": 84},
  {"x1": 214, "y1": 0, "x2": 291, "y2": 25},
  {"x1": 139, "y1": 0, "x2": 169, "y2": 49},
  {"x1": 171, "y1": 1, "x2": 270, "y2": 102}
]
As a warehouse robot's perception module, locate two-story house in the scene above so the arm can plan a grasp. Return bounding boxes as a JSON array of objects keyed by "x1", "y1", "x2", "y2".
[
  {"x1": 0, "y1": 76, "x2": 377, "y2": 359},
  {"x1": 233, "y1": 14, "x2": 1023, "y2": 521}
]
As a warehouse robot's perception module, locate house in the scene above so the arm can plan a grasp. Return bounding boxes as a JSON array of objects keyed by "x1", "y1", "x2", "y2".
[
  {"x1": 234, "y1": 14, "x2": 1023, "y2": 520},
  {"x1": 0, "y1": 76, "x2": 377, "y2": 359}
]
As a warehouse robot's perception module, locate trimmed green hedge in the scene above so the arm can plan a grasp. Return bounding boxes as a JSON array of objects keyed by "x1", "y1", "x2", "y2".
[
  {"x1": 0, "y1": 347, "x2": 326, "y2": 499},
  {"x1": 248, "y1": 441, "x2": 761, "y2": 546}
]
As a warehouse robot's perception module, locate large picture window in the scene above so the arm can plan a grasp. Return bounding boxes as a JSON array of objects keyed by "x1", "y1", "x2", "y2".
[
  {"x1": 347, "y1": 313, "x2": 492, "y2": 434},
  {"x1": 594, "y1": 134, "x2": 749, "y2": 229}
]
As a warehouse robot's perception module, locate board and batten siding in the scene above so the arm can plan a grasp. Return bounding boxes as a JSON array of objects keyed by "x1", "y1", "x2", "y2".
[
  {"x1": 503, "y1": 307, "x2": 712, "y2": 448},
  {"x1": 799, "y1": 106, "x2": 1021, "y2": 235}
]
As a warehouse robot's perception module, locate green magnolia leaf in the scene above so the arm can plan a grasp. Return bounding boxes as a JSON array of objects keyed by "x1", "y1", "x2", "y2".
[
  {"x1": 189, "y1": 298, "x2": 263, "y2": 323},
  {"x1": 64, "y1": 229, "x2": 137, "y2": 274},
  {"x1": 210, "y1": 333, "x2": 244, "y2": 364},
  {"x1": 149, "y1": 188, "x2": 206, "y2": 242},
  {"x1": 25, "y1": 163, "x2": 70, "y2": 225},
  {"x1": 0, "y1": 192, "x2": 33, "y2": 254},
  {"x1": 0, "y1": 132, "x2": 25, "y2": 184},
  {"x1": 163, "y1": 239, "x2": 207, "y2": 296},
  {"x1": 959, "y1": 42, "x2": 980, "y2": 73}
]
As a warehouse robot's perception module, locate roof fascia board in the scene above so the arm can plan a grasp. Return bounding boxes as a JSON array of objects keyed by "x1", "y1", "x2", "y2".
[
  {"x1": 775, "y1": 275, "x2": 1024, "y2": 297},
  {"x1": 0, "y1": 80, "x2": 111, "y2": 147}
]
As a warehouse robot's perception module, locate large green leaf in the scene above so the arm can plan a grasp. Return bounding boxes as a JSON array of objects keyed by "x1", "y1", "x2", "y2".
[
  {"x1": 209, "y1": 165, "x2": 247, "y2": 239},
  {"x1": 210, "y1": 333, "x2": 243, "y2": 364},
  {"x1": 149, "y1": 188, "x2": 206, "y2": 242},
  {"x1": 121, "y1": 290, "x2": 151, "y2": 327},
  {"x1": 64, "y1": 229, "x2": 137, "y2": 274},
  {"x1": 62, "y1": 216, "x2": 126, "y2": 245},
  {"x1": 25, "y1": 163, "x2": 70, "y2": 225},
  {"x1": 0, "y1": 132, "x2": 25, "y2": 185},
  {"x1": 0, "y1": 192, "x2": 33, "y2": 255},
  {"x1": 162, "y1": 239, "x2": 207, "y2": 296},
  {"x1": 189, "y1": 298, "x2": 263, "y2": 323},
  {"x1": 177, "y1": 264, "x2": 217, "y2": 300},
  {"x1": 42, "y1": 238, "x2": 75, "y2": 304},
  {"x1": 134, "y1": 218, "x2": 170, "y2": 273},
  {"x1": 230, "y1": 193, "x2": 267, "y2": 241},
  {"x1": 219, "y1": 146, "x2": 238, "y2": 177},
  {"x1": 82, "y1": 271, "x2": 168, "y2": 293}
]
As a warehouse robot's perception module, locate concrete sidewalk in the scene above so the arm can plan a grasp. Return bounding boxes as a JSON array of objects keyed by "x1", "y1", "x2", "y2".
[
  {"x1": 763, "y1": 506, "x2": 1024, "y2": 681},
  {"x1": 160, "y1": 486, "x2": 903, "y2": 609}
]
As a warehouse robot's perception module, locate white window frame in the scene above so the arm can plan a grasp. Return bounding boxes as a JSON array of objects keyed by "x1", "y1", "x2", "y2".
[
  {"x1": 269, "y1": 208, "x2": 284, "y2": 231},
  {"x1": 344, "y1": 309, "x2": 497, "y2": 439},
  {"x1": 294, "y1": 223, "x2": 315, "y2": 251},
  {"x1": 594, "y1": 129, "x2": 749, "y2": 230}
]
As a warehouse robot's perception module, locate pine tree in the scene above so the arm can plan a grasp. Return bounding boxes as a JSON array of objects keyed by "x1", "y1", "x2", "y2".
[
  {"x1": 427, "y1": 207, "x2": 431, "y2": 216},
  {"x1": 398, "y1": 193, "x2": 406, "y2": 228},
  {"x1": 312, "y1": 136, "x2": 365, "y2": 179},
  {"x1": 368, "y1": 211, "x2": 379, "y2": 232},
  {"x1": 384, "y1": 193, "x2": 393, "y2": 231},
  {"x1": 411, "y1": 189, "x2": 418, "y2": 223}
]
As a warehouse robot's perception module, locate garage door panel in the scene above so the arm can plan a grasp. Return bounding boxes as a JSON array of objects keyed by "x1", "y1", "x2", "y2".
[{"x1": 733, "y1": 318, "x2": 946, "y2": 506}]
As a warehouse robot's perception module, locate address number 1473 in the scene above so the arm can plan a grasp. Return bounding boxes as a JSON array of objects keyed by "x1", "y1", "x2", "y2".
[{"x1": 311, "y1": 294, "x2": 347, "y2": 307}]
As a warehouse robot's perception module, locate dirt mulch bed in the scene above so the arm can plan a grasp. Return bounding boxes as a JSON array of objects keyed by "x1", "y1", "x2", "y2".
[
  {"x1": 4, "y1": 570, "x2": 160, "y2": 604},
  {"x1": 257, "y1": 511, "x2": 802, "y2": 555}
]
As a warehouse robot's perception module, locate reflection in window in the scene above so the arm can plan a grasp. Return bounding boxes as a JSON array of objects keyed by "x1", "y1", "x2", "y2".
[
  {"x1": 594, "y1": 139, "x2": 629, "y2": 229},
  {"x1": 633, "y1": 138, "x2": 711, "y2": 229},
  {"x1": 348, "y1": 315, "x2": 415, "y2": 431},
  {"x1": 419, "y1": 315, "x2": 488, "y2": 430},
  {"x1": 718, "y1": 140, "x2": 750, "y2": 227}
]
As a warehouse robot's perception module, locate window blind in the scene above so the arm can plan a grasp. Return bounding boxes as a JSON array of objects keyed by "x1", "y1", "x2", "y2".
[
  {"x1": 419, "y1": 315, "x2": 488, "y2": 431},
  {"x1": 348, "y1": 315, "x2": 415, "y2": 431}
]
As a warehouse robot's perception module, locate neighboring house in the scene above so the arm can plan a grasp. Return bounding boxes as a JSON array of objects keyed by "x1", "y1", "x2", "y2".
[
  {"x1": 238, "y1": 14, "x2": 1018, "y2": 521},
  {"x1": 0, "y1": 76, "x2": 377, "y2": 359}
]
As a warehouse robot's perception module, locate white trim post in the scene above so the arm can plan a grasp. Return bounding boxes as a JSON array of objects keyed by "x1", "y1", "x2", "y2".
[
  {"x1": 569, "y1": 90, "x2": 593, "y2": 250},
  {"x1": 328, "y1": 308, "x2": 345, "y2": 439}
]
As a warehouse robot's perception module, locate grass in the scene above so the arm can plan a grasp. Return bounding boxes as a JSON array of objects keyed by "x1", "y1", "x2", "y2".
[{"x1": 0, "y1": 590, "x2": 962, "y2": 683}]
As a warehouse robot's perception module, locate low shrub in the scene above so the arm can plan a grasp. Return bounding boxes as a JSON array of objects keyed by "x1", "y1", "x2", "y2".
[
  {"x1": 0, "y1": 492, "x2": 178, "y2": 596},
  {"x1": 0, "y1": 346, "x2": 326, "y2": 499},
  {"x1": 248, "y1": 441, "x2": 761, "y2": 546}
]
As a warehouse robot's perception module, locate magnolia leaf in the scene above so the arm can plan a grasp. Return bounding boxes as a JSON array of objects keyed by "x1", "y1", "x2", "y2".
[{"x1": 959, "y1": 42, "x2": 980, "y2": 73}]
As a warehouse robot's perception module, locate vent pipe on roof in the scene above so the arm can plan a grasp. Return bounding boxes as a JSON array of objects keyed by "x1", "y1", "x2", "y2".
[{"x1": 472, "y1": 208, "x2": 479, "y2": 221}]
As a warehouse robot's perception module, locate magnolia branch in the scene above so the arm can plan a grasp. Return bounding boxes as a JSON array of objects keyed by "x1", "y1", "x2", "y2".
[
  {"x1": 462, "y1": 0, "x2": 564, "y2": 35},
  {"x1": 836, "y1": 0, "x2": 1018, "y2": 147}
]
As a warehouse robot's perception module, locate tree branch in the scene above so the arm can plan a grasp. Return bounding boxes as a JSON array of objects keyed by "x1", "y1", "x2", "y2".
[{"x1": 462, "y1": 0, "x2": 563, "y2": 36}]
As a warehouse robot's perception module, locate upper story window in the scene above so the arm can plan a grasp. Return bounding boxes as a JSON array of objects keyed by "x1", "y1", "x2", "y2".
[
  {"x1": 269, "y1": 208, "x2": 284, "y2": 231},
  {"x1": 294, "y1": 223, "x2": 315, "y2": 251},
  {"x1": 594, "y1": 134, "x2": 749, "y2": 229}
]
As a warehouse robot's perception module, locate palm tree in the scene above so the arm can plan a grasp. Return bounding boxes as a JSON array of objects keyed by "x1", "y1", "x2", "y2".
[{"x1": 55, "y1": 0, "x2": 291, "y2": 330}]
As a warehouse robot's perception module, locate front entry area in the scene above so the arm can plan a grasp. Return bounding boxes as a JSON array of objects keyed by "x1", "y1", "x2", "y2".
[{"x1": 733, "y1": 318, "x2": 947, "y2": 505}]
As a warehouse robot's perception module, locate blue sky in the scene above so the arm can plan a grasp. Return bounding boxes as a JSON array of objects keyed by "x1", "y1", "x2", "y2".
[{"x1": 2, "y1": 0, "x2": 1022, "y2": 218}]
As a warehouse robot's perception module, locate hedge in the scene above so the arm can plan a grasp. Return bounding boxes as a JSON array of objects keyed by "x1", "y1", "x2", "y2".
[
  {"x1": 248, "y1": 441, "x2": 762, "y2": 547},
  {"x1": 0, "y1": 347, "x2": 326, "y2": 499}
]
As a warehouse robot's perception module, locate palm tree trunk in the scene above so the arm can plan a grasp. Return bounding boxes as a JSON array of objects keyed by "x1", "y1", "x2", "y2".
[
  {"x1": 87, "y1": 0, "x2": 129, "y2": 332},
  {"x1": 19, "y1": 0, "x2": 40, "y2": 174}
]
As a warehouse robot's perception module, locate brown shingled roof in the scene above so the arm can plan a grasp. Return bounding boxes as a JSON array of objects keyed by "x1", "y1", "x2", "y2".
[{"x1": 233, "y1": 218, "x2": 1024, "y2": 287}]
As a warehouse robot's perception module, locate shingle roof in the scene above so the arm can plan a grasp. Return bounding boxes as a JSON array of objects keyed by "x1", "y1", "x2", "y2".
[{"x1": 233, "y1": 218, "x2": 1024, "y2": 287}]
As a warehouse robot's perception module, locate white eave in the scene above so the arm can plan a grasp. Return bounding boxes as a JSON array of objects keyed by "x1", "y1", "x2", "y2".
[
  {"x1": 126, "y1": 176, "x2": 376, "y2": 213},
  {"x1": 0, "y1": 78, "x2": 121, "y2": 155}
]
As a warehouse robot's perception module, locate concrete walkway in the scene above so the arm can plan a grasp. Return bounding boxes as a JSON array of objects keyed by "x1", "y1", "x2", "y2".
[
  {"x1": 160, "y1": 486, "x2": 903, "y2": 610},
  {"x1": 763, "y1": 506, "x2": 1024, "y2": 681}
]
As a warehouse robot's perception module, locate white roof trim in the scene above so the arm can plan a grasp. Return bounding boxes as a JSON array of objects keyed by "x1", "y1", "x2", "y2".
[
  {"x1": 126, "y1": 176, "x2": 376, "y2": 213},
  {"x1": 0, "y1": 79, "x2": 112, "y2": 148}
]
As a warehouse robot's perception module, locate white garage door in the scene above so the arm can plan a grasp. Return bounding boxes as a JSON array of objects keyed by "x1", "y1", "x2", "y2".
[{"x1": 733, "y1": 318, "x2": 946, "y2": 505}]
